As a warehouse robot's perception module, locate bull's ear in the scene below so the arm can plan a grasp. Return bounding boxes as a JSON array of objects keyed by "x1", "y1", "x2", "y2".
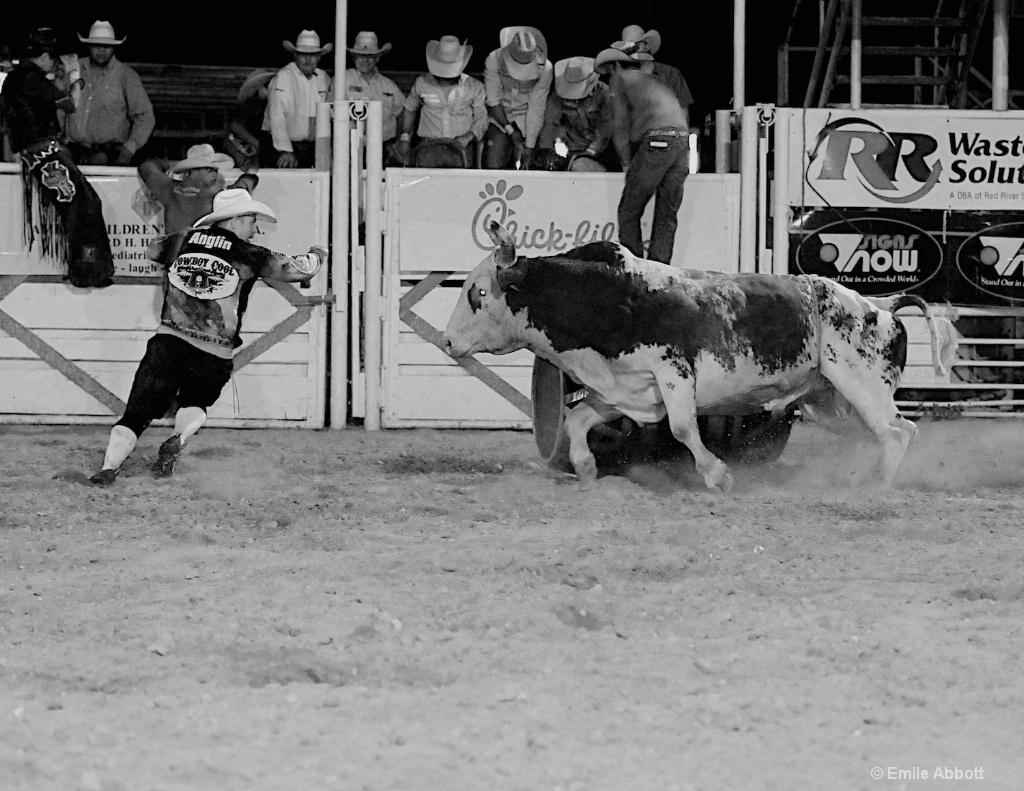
[
  {"x1": 486, "y1": 221, "x2": 517, "y2": 267},
  {"x1": 496, "y1": 260, "x2": 527, "y2": 292}
]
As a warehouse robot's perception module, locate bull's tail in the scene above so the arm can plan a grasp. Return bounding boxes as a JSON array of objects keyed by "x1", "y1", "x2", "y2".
[{"x1": 875, "y1": 294, "x2": 952, "y2": 378}]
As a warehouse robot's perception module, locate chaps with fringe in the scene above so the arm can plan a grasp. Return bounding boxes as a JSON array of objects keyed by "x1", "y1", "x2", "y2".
[{"x1": 20, "y1": 139, "x2": 114, "y2": 289}]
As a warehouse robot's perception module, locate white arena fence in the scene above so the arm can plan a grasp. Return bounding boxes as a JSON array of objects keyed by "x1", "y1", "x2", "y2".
[{"x1": 2, "y1": 102, "x2": 1023, "y2": 429}]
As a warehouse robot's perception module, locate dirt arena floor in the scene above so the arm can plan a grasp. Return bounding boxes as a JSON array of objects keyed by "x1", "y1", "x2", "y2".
[{"x1": 1, "y1": 417, "x2": 1022, "y2": 790}]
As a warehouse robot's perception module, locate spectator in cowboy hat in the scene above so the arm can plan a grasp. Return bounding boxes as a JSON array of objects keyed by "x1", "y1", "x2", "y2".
[
  {"x1": 261, "y1": 30, "x2": 333, "y2": 168},
  {"x1": 345, "y1": 31, "x2": 405, "y2": 165},
  {"x1": 346, "y1": 32, "x2": 405, "y2": 164},
  {"x1": 537, "y1": 56, "x2": 616, "y2": 172},
  {"x1": 89, "y1": 187, "x2": 327, "y2": 486},
  {"x1": 398, "y1": 35, "x2": 487, "y2": 168},
  {"x1": 1, "y1": 26, "x2": 114, "y2": 287},
  {"x1": 138, "y1": 143, "x2": 259, "y2": 234},
  {"x1": 595, "y1": 45, "x2": 689, "y2": 265},
  {"x1": 65, "y1": 20, "x2": 154, "y2": 166},
  {"x1": 482, "y1": 25, "x2": 552, "y2": 170},
  {"x1": 612, "y1": 24, "x2": 693, "y2": 112}
]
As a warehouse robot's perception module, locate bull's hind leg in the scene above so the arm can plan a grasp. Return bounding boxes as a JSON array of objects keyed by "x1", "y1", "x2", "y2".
[
  {"x1": 654, "y1": 370, "x2": 733, "y2": 493},
  {"x1": 563, "y1": 396, "x2": 623, "y2": 488},
  {"x1": 820, "y1": 363, "x2": 917, "y2": 487}
]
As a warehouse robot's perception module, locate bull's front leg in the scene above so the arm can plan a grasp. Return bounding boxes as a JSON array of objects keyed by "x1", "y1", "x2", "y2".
[
  {"x1": 655, "y1": 369, "x2": 734, "y2": 493},
  {"x1": 562, "y1": 395, "x2": 623, "y2": 488}
]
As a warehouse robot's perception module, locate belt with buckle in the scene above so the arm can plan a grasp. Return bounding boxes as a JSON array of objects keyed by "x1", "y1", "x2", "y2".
[{"x1": 646, "y1": 127, "x2": 688, "y2": 137}]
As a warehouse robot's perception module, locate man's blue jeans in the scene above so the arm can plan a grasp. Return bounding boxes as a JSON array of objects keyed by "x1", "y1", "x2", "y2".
[{"x1": 617, "y1": 132, "x2": 689, "y2": 264}]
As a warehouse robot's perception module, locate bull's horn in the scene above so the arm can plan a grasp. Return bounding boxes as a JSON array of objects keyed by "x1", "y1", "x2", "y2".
[{"x1": 486, "y1": 221, "x2": 516, "y2": 267}]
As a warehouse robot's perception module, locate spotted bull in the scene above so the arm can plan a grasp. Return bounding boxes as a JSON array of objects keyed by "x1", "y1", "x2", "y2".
[{"x1": 443, "y1": 222, "x2": 953, "y2": 492}]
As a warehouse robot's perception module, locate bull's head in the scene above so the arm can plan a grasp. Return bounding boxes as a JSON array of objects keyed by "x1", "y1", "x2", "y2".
[{"x1": 443, "y1": 222, "x2": 528, "y2": 357}]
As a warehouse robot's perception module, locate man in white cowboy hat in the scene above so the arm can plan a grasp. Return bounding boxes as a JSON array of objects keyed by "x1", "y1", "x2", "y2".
[
  {"x1": 262, "y1": 30, "x2": 333, "y2": 168},
  {"x1": 138, "y1": 143, "x2": 259, "y2": 234},
  {"x1": 482, "y1": 25, "x2": 553, "y2": 170},
  {"x1": 612, "y1": 24, "x2": 693, "y2": 112},
  {"x1": 537, "y1": 56, "x2": 615, "y2": 172},
  {"x1": 595, "y1": 46, "x2": 690, "y2": 265},
  {"x1": 398, "y1": 35, "x2": 486, "y2": 168},
  {"x1": 65, "y1": 20, "x2": 154, "y2": 166},
  {"x1": 344, "y1": 31, "x2": 405, "y2": 165},
  {"x1": 89, "y1": 188, "x2": 327, "y2": 485}
]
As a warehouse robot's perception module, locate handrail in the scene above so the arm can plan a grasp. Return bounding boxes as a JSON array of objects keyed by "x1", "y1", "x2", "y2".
[
  {"x1": 803, "y1": 0, "x2": 843, "y2": 107},
  {"x1": 820, "y1": 0, "x2": 852, "y2": 107},
  {"x1": 783, "y1": 0, "x2": 806, "y2": 45},
  {"x1": 802, "y1": 0, "x2": 841, "y2": 107}
]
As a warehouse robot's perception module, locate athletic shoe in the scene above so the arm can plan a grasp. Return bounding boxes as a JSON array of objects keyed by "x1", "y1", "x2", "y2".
[
  {"x1": 89, "y1": 469, "x2": 117, "y2": 486},
  {"x1": 152, "y1": 435, "x2": 182, "y2": 478}
]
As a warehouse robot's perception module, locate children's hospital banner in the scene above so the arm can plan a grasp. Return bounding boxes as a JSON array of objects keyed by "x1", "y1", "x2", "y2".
[
  {"x1": 785, "y1": 109, "x2": 1024, "y2": 306},
  {"x1": 0, "y1": 165, "x2": 326, "y2": 276}
]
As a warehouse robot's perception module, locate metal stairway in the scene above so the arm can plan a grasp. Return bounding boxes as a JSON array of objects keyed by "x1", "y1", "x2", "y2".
[{"x1": 783, "y1": 0, "x2": 990, "y2": 108}]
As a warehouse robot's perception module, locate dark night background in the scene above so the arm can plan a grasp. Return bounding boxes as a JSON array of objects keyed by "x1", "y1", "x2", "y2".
[{"x1": 11, "y1": 2, "x2": 803, "y2": 128}]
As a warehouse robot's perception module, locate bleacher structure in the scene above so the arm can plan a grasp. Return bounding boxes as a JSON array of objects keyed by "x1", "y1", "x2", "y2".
[{"x1": 132, "y1": 65, "x2": 427, "y2": 160}]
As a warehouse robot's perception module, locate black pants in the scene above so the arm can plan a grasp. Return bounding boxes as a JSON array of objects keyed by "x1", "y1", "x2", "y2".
[
  {"x1": 66, "y1": 141, "x2": 139, "y2": 166},
  {"x1": 258, "y1": 132, "x2": 316, "y2": 168},
  {"x1": 20, "y1": 138, "x2": 114, "y2": 288},
  {"x1": 117, "y1": 334, "x2": 233, "y2": 437}
]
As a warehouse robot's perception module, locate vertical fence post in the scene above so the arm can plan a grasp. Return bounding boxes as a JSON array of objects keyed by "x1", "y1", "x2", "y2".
[
  {"x1": 739, "y1": 106, "x2": 758, "y2": 273},
  {"x1": 363, "y1": 102, "x2": 383, "y2": 430}
]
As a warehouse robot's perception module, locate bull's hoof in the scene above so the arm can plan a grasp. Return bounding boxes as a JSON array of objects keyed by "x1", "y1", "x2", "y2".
[
  {"x1": 716, "y1": 470, "x2": 735, "y2": 494},
  {"x1": 573, "y1": 455, "x2": 598, "y2": 489}
]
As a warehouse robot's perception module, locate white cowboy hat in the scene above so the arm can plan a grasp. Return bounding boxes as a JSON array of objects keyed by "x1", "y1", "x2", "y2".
[
  {"x1": 426, "y1": 36, "x2": 472, "y2": 79},
  {"x1": 78, "y1": 20, "x2": 125, "y2": 46},
  {"x1": 171, "y1": 144, "x2": 235, "y2": 174},
  {"x1": 194, "y1": 189, "x2": 277, "y2": 227},
  {"x1": 238, "y1": 69, "x2": 276, "y2": 102},
  {"x1": 283, "y1": 30, "x2": 333, "y2": 56},
  {"x1": 613, "y1": 25, "x2": 661, "y2": 56},
  {"x1": 594, "y1": 47, "x2": 653, "y2": 74},
  {"x1": 346, "y1": 31, "x2": 391, "y2": 57},
  {"x1": 499, "y1": 26, "x2": 547, "y2": 82},
  {"x1": 554, "y1": 57, "x2": 598, "y2": 100}
]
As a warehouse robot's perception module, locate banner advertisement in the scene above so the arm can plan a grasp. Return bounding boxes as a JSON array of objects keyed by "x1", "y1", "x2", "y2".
[
  {"x1": 791, "y1": 109, "x2": 1024, "y2": 212},
  {"x1": 789, "y1": 208, "x2": 1024, "y2": 306},
  {"x1": 389, "y1": 169, "x2": 740, "y2": 274}
]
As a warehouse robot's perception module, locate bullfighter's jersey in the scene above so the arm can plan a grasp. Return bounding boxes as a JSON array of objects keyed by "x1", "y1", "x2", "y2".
[{"x1": 148, "y1": 226, "x2": 292, "y2": 360}]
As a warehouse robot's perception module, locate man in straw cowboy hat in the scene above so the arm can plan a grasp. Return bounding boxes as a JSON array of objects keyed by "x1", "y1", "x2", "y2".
[
  {"x1": 537, "y1": 56, "x2": 615, "y2": 172},
  {"x1": 66, "y1": 20, "x2": 154, "y2": 166},
  {"x1": 612, "y1": 24, "x2": 693, "y2": 112},
  {"x1": 89, "y1": 188, "x2": 327, "y2": 485},
  {"x1": 344, "y1": 31, "x2": 405, "y2": 165},
  {"x1": 262, "y1": 30, "x2": 333, "y2": 168},
  {"x1": 596, "y1": 45, "x2": 690, "y2": 265},
  {"x1": 138, "y1": 143, "x2": 259, "y2": 234},
  {"x1": 482, "y1": 25, "x2": 552, "y2": 170},
  {"x1": 0, "y1": 27, "x2": 114, "y2": 288},
  {"x1": 398, "y1": 35, "x2": 486, "y2": 168}
]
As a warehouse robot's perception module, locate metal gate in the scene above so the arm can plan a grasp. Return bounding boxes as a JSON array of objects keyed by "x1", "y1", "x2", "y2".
[{"x1": 0, "y1": 165, "x2": 330, "y2": 427}]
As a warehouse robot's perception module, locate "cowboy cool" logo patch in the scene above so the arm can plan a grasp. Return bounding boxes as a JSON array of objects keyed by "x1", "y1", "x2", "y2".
[{"x1": 168, "y1": 253, "x2": 240, "y2": 300}]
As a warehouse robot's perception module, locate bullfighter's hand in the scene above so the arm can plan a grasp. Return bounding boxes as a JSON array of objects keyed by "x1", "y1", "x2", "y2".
[
  {"x1": 277, "y1": 152, "x2": 298, "y2": 168},
  {"x1": 116, "y1": 146, "x2": 133, "y2": 165}
]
